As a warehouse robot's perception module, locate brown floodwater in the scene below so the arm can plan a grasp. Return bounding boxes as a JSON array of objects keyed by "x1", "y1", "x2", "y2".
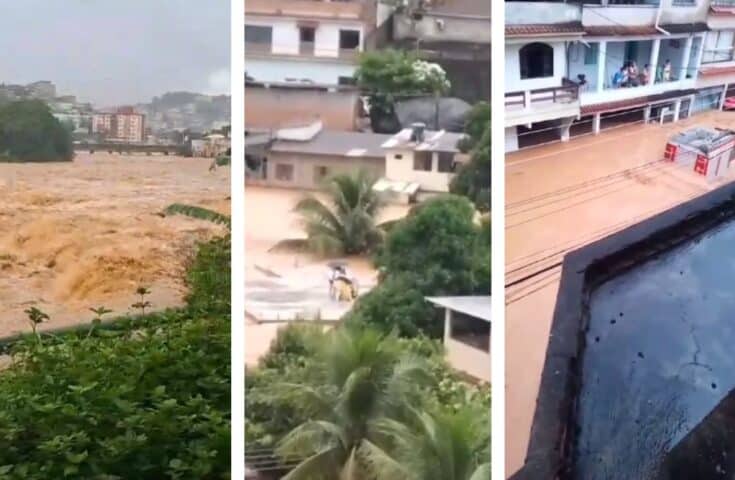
[{"x1": 0, "y1": 153, "x2": 230, "y2": 335}]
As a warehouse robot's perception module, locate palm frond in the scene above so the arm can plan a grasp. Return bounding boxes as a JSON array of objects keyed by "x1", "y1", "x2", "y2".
[
  {"x1": 468, "y1": 463, "x2": 490, "y2": 480},
  {"x1": 278, "y1": 421, "x2": 347, "y2": 459},
  {"x1": 281, "y1": 447, "x2": 341, "y2": 480},
  {"x1": 358, "y1": 439, "x2": 413, "y2": 480},
  {"x1": 163, "y1": 203, "x2": 231, "y2": 228}
]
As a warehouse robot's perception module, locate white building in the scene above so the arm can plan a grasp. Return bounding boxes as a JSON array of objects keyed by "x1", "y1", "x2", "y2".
[
  {"x1": 244, "y1": 0, "x2": 378, "y2": 85},
  {"x1": 427, "y1": 296, "x2": 491, "y2": 384},
  {"x1": 505, "y1": 0, "x2": 721, "y2": 152},
  {"x1": 379, "y1": 124, "x2": 467, "y2": 199}
]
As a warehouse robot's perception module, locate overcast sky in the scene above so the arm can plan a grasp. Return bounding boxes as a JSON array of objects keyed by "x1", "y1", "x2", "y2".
[{"x1": 0, "y1": 0, "x2": 230, "y2": 106}]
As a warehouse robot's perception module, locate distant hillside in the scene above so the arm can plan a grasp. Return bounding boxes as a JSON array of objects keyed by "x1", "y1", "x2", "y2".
[{"x1": 136, "y1": 91, "x2": 230, "y2": 133}]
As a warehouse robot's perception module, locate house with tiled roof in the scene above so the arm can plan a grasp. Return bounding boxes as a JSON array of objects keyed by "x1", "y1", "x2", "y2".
[{"x1": 505, "y1": 0, "x2": 735, "y2": 152}]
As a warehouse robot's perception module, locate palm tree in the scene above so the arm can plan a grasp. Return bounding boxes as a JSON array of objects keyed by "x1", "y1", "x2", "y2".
[
  {"x1": 273, "y1": 328, "x2": 431, "y2": 479},
  {"x1": 367, "y1": 408, "x2": 490, "y2": 480},
  {"x1": 292, "y1": 170, "x2": 384, "y2": 256}
]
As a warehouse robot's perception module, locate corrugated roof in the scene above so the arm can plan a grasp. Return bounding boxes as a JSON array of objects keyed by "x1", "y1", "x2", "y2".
[
  {"x1": 270, "y1": 130, "x2": 390, "y2": 158},
  {"x1": 426, "y1": 296, "x2": 491, "y2": 322},
  {"x1": 506, "y1": 22, "x2": 585, "y2": 38}
]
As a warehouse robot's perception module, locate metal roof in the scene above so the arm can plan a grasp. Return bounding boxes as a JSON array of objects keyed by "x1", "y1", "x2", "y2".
[
  {"x1": 381, "y1": 128, "x2": 465, "y2": 152},
  {"x1": 270, "y1": 130, "x2": 391, "y2": 159},
  {"x1": 426, "y1": 296, "x2": 491, "y2": 322}
]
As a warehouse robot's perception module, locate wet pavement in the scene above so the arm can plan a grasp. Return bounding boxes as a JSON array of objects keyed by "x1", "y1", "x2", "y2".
[{"x1": 575, "y1": 219, "x2": 735, "y2": 479}]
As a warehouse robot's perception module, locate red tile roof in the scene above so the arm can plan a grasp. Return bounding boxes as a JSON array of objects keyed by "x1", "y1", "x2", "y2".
[{"x1": 505, "y1": 22, "x2": 584, "y2": 38}]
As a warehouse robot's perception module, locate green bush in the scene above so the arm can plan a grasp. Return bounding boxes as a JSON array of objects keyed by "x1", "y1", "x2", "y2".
[
  {"x1": 347, "y1": 195, "x2": 490, "y2": 338},
  {"x1": 0, "y1": 236, "x2": 231, "y2": 479},
  {"x1": 0, "y1": 100, "x2": 73, "y2": 163}
]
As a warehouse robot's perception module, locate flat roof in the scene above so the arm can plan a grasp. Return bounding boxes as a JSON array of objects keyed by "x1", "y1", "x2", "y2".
[
  {"x1": 426, "y1": 296, "x2": 491, "y2": 322},
  {"x1": 382, "y1": 128, "x2": 464, "y2": 153},
  {"x1": 271, "y1": 130, "x2": 391, "y2": 158}
]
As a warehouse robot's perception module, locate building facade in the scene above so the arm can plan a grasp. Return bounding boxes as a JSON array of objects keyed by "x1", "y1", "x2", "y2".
[
  {"x1": 92, "y1": 107, "x2": 145, "y2": 143},
  {"x1": 391, "y1": 0, "x2": 491, "y2": 101},
  {"x1": 504, "y1": 0, "x2": 731, "y2": 152},
  {"x1": 244, "y1": 0, "x2": 379, "y2": 85}
]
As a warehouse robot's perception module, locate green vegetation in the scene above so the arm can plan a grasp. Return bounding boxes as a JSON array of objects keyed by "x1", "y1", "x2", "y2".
[
  {"x1": 355, "y1": 50, "x2": 450, "y2": 133},
  {"x1": 245, "y1": 326, "x2": 490, "y2": 479},
  {"x1": 0, "y1": 100, "x2": 73, "y2": 162},
  {"x1": 451, "y1": 102, "x2": 490, "y2": 212},
  {"x1": 292, "y1": 170, "x2": 384, "y2": 256},
  {"x1": 346, "y1": 195, "x2": 489, "y2": 338},
  {"x1": 0, "y1": 233, "x2": 231, "y2": 479}
]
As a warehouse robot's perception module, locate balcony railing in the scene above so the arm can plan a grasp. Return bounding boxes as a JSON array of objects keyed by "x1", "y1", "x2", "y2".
[{"x1": 505, "y1": 81, "x2": 580, "y2": 110}]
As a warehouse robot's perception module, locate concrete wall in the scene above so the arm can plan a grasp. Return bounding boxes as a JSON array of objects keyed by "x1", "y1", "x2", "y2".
[
  {"x1": 506, "y1": 1, "x2": 581, "y2": 25},
  {"x1": 393, "y1": 11, "x2": 490, "y2": 44},
  {"x1": 254, "y1": 152, "x2": 385, "y2": 190},
  {"x1": 506, "y1": 126, "x2": 519, "y2": 153},
  {"x1": 384, "y1": 149, "x2": 455, "y2": 192},
  {"x1": 246, "y1": 17, "x2": 365, "y2": 58},
  {"x1": 244, "y1": 85, "x2": 359, "y2": 130},
  {"x1": 443, "y1": 310, "x2": 491, "y2": 384},
  {"x1": 505, "y1": 41, "x2": 567, "y2": 93}
]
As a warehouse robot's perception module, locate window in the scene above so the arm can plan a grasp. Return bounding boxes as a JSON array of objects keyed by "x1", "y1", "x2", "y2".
[
  {"x1": 450, "y1": 312, "x2": 490, "y2": 352},
  {"x1": 245, "y1": 25, "x2": 272, "y2": 45},
  {"x1": 275, "y1": 163, "x2": 294, "y2": 181},
  {"x1": 584, "y1": 43, "x2": 599, "y2": 66},
  {"x1": 314, "y1": 165, "x2": 329, "y2": 183},
  {"x1": 339, "y1": 30, "x2": 361, "y2": 50},
  {"x1": 519, "y1": 42, "x2": 554, "y2": 79},
  {"x1": 703, "y1": 30, "x2": 735, "y2": 64},
  {"x1": 672, "y1": 0, "x2": 696, "y2": 5},
  {"x1": 413, "y1": 152, "x2": 432, "y2": 171},
  {"x1": 338, "y1": 76, "x2": 357, "y2": 86},
  {"x1": 299, "y1": 27, "x2": 315, "y2": 43},
  {"x1": 437, "y1": 152, "x2": 455, "y2": 173},
  {"x1": 394, "y1": 154, "x2": 403, "y2": 160}
]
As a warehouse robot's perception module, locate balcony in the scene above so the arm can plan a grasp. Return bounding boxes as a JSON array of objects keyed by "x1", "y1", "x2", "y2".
[
  {"x1": 245, "y1": 0, "x2": 366, "y2": 20},
  {"x1": 505, "y1": 82, "x2": 581, "y2": 127},
  {"x1": 245, "y1": 41, "x2": 359, "y2": 64}
]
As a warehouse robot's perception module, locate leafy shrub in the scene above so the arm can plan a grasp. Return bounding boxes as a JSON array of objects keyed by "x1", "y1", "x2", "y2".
[
  {"x1": 347, "y1": 195, "x2": 490, "y2": 337},
  {"x1": 0, "y1": 100, "x2": 73, "y2": 162},
  {"x1": 0, "y1": 236, "x2": 231, "y2": 479}
]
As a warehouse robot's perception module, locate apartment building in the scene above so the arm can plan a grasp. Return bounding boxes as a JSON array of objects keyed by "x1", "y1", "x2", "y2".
[
  {"x1": 92, "y1": 107, "x2": 145, "y2": 143},
  {"x1": 504, "y1": 0, "x2": 734, "y2": 152},
  {"x1": 391, "y1": 0, "x2": 491, "y2": 101},
  {"x1": 244, "y1": 0, "x2": 379, "y2": 85}
]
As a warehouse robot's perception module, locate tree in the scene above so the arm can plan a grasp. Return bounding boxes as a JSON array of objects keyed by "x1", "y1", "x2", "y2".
[
  {"x1": 291, "y1": 170, "x2": 384, "y2": 256},
  {"x1": 0, "y1": 100, "x2": 73, "y2": 162},
  {"x1": 347, "y1": 195, "x2": 489, "y2": 337},
  {"x1": 369, "y1": 408, "x2": 490, "y2": 480},
  {"x1": 272, "y1": 328, "x2": 431, "y2": 479},
  {"x1": 355, "y1": 50, "x2": 450, "y2": 133},
  {"x1": 451, "y1": 102, "x2": 490, "y2": 212}
]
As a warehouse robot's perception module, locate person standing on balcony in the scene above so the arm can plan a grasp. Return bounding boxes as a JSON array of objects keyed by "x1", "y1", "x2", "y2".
[
  {"x1": 628, "y1": 61, "x2": 640, "y2": 87},
  {"x1": 663, "y1": 59, "x2": 672, "y2": 82},
  {"x1": 613, "y1": 66, "x2": 627, "y2": 88},
  {"x1": 641, "y1": 64, "x2": 651, "y2": 85}
]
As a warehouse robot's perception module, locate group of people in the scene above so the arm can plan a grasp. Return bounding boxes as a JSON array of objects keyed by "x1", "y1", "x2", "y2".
[{"x1": 612, "y1": 59, "x2": 673, "y2": 88}]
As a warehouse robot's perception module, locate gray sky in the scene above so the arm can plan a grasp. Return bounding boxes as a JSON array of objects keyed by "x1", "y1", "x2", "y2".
[{"x1": 0, "y1": 0, "x2": 230, "y2": 106}]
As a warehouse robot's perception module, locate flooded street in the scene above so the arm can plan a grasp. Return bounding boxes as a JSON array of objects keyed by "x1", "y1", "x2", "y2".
[{"x1": 0, "y1": 153, "x2": 230, "y2": 335}]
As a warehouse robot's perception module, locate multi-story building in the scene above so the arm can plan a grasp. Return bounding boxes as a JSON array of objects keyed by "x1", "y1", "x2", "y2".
[
  {"x1": 244, "y1": 0, "x2": 380, "y2": 85},
  {"x1": 92, "y1": 107, "x2": 145, "y2": 143},
  {"x1": 391, "y1": 0, "x2": 491, "y2": 102},
  {"x1": 26, "y1": 81, "x2": 56, "y2": 101},
  {"x1": 505, "y1": 0, "x2": 716, "y2": 152}
]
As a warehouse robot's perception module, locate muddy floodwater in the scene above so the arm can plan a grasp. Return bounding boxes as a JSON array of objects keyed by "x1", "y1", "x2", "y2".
[
  {"x1": 575, "y1": 219, "x2": 735, "y2": 479},
  {"x1": 0, "y1": 153, "x2": 229, "y2": 335}
]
